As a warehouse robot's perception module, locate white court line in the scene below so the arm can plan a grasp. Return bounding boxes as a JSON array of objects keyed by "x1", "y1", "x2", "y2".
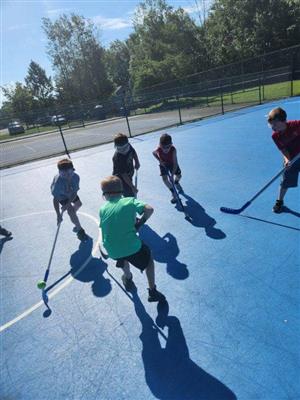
[{"x1": 0, "y1": 210, "x2": 103, "y2": 333}]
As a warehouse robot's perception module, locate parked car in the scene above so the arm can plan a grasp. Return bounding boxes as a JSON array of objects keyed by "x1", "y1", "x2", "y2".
[
  {"x1": 35, "y1": 116, "x2": 52, "y2": 126},
  {"x1": 8, "y1": 121, "x2": 25, "y2": 135},
  {"x1": 94, "y1": 105, "x2": 106, "y2": 120},
  {"x1": 51, "y1": 115, "x2": 67, "y2": 125}
]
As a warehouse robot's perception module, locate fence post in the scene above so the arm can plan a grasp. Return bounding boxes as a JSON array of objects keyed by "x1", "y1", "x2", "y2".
[
  {"x1": 176, "y1": 95, "x2": 182, "y2": 124},
  {"x1": 258, "y1": 78, "x2": 262, "y2": 105},
  {"x1": 290, "y1": 52, "x2": 295, "y2": 97},
  {"x1": 220, "y1": 85, "x2": 224, "y2": 115},
  {"x1": 230, "y1": 78, "x2": 234, "y2": 104},
  {"x1": 58, "y1": 123, "x2": 70, "y2": 158}
]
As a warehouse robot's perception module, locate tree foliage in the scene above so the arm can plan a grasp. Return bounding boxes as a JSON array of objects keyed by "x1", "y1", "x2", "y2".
[
  {"x1": 25, "y1": 61, "x2": 54, "y2": 108},
  {"x1": 42, "y1": 14, "x2": 113, "y2": 103},
  {"x1": 128, "y1": 0, "x2": 205, "y2": 91},
  {"x1": 2, "y1": 83, "x2": 35, "y2": 117},
  {"x1": 105, "y1": 40, "x2": 131, "y2": 89},
  {"x1": 204, "y1": 0, "x2": 300, "y2": 65},
  {"x1": 1, "y1": 0, "x2": 300, "y2": 115}
]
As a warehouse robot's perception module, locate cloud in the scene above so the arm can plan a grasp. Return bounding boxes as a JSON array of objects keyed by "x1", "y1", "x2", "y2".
[{"x1": 92, "y1": 15, "x2": 132, "y2": 30}]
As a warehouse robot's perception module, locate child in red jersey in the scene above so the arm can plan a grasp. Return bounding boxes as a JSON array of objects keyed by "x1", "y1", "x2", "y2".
[
  {"x1": 152, "y1": 133, "x2": 182, "y2": 203},
  {"x1": 267, "y1": 107, "x2": 300, "y2": 213}
]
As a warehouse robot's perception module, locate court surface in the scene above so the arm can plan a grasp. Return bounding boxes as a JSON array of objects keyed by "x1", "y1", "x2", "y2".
[{"x1": 1, "y1": 97, "x2": 299, "y2": 400}]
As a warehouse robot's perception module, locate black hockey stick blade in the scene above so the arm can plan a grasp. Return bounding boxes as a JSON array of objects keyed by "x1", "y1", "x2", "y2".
[{"x1": 220, "y1": 201, "x2": 251, "y2": 214}]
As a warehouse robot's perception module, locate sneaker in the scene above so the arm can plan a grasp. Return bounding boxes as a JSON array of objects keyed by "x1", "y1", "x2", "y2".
[
  {"x1": 77, "y1": 228, "x2": 88, "y2": 241},
  {"x1": 170, "y1": 197, "x2": 177, "y2": 204},
  {"x1": 72, "y1": 226, "x2": 80, "y2": 233},
  {"x1": 121, "y1": 273, "x2": 134, "y2": 290},
  {"x1": 148, "y1": 286, "x2": 166, "y2": 303},
  {"x1": 272, "y1": 200, "x2": 284, "y2": 213},
  {"x1": 0, "y1": 227, "x2": 12, "y2": 237}
]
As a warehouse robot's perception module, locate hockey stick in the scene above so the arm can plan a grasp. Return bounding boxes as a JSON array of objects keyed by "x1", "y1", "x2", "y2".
[
  {"x1": 220, "y1": 152, "x2": 300, "y2": 214},
  {"x1": 37, "y1": 214, "x2": 63, "y2": 310},
  {"x1": 134, "y1": 169, "x2": 138, "y2": 197},
  {"x1": 166, "y1": 169, "x2": 191, "y2": 221}
]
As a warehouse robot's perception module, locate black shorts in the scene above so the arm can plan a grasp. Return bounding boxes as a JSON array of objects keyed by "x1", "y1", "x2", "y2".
[
  {"x1": 122, "y1": 182, "x2": 135, "y2": 197},
  {"x1": 115, "y1": 243, "x2": 151, "y2": 271},
  {"x1": 59, "y1": 195, "x2": 80, "y2": 206},
  {"x1": 160, "y1": 164, "x2": 181, "y2": 177},
  {"x1": 280, "y1": 158, "x2": 300, "y2": 188}
]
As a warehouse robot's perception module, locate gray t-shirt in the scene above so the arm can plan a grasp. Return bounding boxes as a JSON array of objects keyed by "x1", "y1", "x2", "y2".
[{"x1": 51, "y1": 172, "x2": 80, "y2": 202}]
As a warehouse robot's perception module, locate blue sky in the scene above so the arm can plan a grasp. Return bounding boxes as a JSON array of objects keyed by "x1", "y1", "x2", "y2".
[{"x1": 1, "y1": 0, "x2": 207, "y2": 100}]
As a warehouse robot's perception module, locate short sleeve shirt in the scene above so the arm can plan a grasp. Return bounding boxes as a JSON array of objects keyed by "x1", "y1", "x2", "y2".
[
  {"x1": 99, "y1": 197, "x2": 146, "y2": 259},
  {"x1": 112, "y1": 145, "x2": 136, "y2": 177},
  {"x1": 154, "y1": 146, "x2": 176, "y2": 165},
  {"x1": 51, "y1": 172, "x2": 80, "y2": 202},
  {"x1": 272, "y1": 120, "x2": 300, "y2": 159}
]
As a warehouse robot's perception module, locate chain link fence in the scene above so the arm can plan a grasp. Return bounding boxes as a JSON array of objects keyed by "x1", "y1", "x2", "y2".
[{"x1": 1, "y1": 45, "x2": 300, "y2": 169}]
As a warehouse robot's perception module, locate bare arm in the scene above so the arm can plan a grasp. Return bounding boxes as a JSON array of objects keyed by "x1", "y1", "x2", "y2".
[
  {"x1": 172, "y1": 148, "x2": 178, "y2": 174},
  {"x1": 135, "y1": 204, "x2": 154, "y2": 229},
  {"x1": 121, "y1": 173, "x2": 137, "y2": 193},
  {"x1": 53, "y1": 198, "x2": 63, "y2": 224},
  {"x1": 281, "y1": 148, "x2": 292, "y2": 164},
  {"x1": 133, "y1": 151, "x2": 140, "y2": 170},
  {"x1": 152, "y1": 150, "x2": 160, "y2": 162}
]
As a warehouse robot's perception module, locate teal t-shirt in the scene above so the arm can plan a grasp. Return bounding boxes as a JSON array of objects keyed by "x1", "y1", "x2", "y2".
[{"x1": 99, "y1": 196, "x2": 146, "y2": 259}]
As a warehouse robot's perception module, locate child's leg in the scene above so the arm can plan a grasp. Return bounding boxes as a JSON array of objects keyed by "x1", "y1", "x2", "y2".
[
  {"x1": 277, "y1": 186, "x2": 287, "y2": 201},
  {"x1": 66, "y1": 204, "x2": 82, "y2": 230},
  {"x1": 174, "y1": 173, "x2": 182, "y2": 184},
  {"x1": 122, "y1": 260, "x2": 132, "y2": 279},
  {"x1": 162, "y1": 175, "x2": 172, "y2": 190},
  {"x1": 73, "y1": 198, "x2": 82, "y2": 212},
  {"x1": 145, "y1": 257, "x2": 155, "y2": 290}
]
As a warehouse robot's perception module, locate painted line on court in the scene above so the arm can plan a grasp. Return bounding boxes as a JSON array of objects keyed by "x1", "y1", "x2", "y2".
[{"x1": 0, "y1": 210, "x2": 103, "y2": 333}]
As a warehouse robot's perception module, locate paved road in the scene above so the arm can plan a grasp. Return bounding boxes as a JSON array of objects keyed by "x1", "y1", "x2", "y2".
[{"x1": 0, "y1": 103, "x2": 251, "y2": 168}]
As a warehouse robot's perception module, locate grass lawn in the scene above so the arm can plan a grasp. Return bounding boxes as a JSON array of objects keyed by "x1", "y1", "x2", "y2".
[{"x1": 136, "y1": 80, "x2": 300, "y2": 113}]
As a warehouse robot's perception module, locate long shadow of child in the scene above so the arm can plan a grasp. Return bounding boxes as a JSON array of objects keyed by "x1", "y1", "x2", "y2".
[
  {"x1": 131, "y1": 291, "x2": 237, "y2": 400},
  {"x1": 180, "y1": 192, "x2": 226, "y2": 239},
  {"x1": 70, "y1": 237, "x2": 111, "y2": 297},
  {"x1": 139, "y1": 224, "x2": 189, "y2": 280}
]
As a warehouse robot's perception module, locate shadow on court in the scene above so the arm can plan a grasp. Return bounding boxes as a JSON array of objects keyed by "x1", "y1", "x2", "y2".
[
  {"x1": 282, "y1": 206, "x2": 300, "y2": 218},
  {"x1": 70, "y1": 238, "x2": 111, "y2": 297},
  {"x1": 131, "y1": 293, "x2": 237, "y2": 400},
  {"x1": 181, "y1": 192, "x2": 226, "y2": 239},
  {"x1": 139, "y1": 224, "x2": 189, "y2": 280},
  {"x1": 0, "y1": 237, "x2": 13, "y2": 255}
]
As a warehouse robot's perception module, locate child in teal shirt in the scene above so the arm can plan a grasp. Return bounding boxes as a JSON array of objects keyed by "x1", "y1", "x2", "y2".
[{"x1": 99, "y1": 175, "x2": 165, "y2": 302}]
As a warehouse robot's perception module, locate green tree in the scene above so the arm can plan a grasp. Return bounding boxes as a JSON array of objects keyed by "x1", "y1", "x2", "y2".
[
  {"x1": 42, "y1": 14, "x2": 113, "y2": 103},
  {"x1": 1, "y1": 83, "x2": 35, "y2": 120},
  {"x1": 25, "y1": 61, "x2": 54, "y2": 108},
  {"x1": 128, "y1": 0, "x2": 205, "y2": 91},
  {"x1": 204, "y1": 0, "x2": 300, "y2": 66},
  {"x1": 105, "y1": 40, "x2": 131, "y2": 89}
]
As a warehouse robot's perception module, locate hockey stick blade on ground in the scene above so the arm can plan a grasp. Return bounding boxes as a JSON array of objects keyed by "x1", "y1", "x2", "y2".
[
  {"x1": 220, "y1": 153, "x2": 300, "y2": 215},
  {"x1": 167, "y1": 170, "x2": 191, "y2": 221}
]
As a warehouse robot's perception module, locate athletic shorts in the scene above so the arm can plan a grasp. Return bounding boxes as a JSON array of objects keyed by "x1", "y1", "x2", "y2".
[
  {"x1": 122, "y1": 182, "x2": 135, "y2": 197},
  {"x1": 280, "y1": 158, "x2": 300, "y2": 189},
  {"x1": 115, "y1": 243, "x2": 151, "y2": 271},
  {"x1": 160, "y1": 164, "x2": 181, "y2": 177},
  {"x1": 59, "y1": 195, "x2": 80, "y2": 206}
]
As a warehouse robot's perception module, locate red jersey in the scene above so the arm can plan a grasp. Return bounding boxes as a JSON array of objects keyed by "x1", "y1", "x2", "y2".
[
  {"x1": 272, "y1": 120, "x2": 300, "y2": 159},
  {"x1": 155, "y1": 145, "x2": 176, "y2": 165}
]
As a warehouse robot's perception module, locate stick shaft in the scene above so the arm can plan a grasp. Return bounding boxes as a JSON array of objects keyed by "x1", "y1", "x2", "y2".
[{"x1": 249, "y1": 152, "x2": 300, "y2": 203}]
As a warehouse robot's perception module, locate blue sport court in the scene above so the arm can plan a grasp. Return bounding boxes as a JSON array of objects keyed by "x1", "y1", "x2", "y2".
[{"x1": 1, "y1": 98, "x2": 299, "y2": 400}]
